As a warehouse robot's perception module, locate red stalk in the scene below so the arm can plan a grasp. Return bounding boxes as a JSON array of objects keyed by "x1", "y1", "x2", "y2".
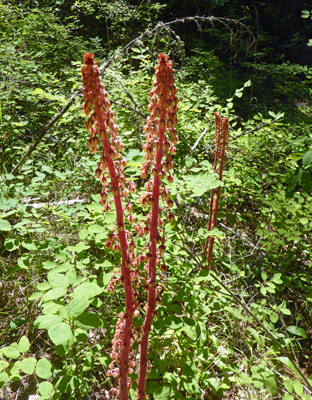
[
  {"x1": 137, "y1": 54, "x2": 178, "y2": 400},
  {"x1": 81, "y1": 53, "x2": 135, "y2": 400},
  {"x1": 204, "y1": 114, "x2": 229, "y2": 267}
]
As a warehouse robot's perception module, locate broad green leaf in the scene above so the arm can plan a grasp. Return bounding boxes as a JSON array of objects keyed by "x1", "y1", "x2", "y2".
[
  {"x1": 34, "y1": 315, "x2": 63, "y2": 329},
  {"x1": 185, "y1": 155, "x2": 194, "y2": 168},
  {"x1": 0, "y1": 372, "x2": 9, "y2": 386},
  {"x1": 18, "y1": 336, "x2": 30, "y2": 353},
  {"x1": 88, "y1": 224, "x2": 104, "y2": 234},
  {"x1": 152, "y1": 385, "x2": 171, "y2": 400},
  {"x1": 283, "y1": 378, "x2": 293, "y2": 393},
  {"x1": 270, "y1": 312, "x2": 279, "y2": 323},
  {"x1": 42, "y1": 287, "x2": 66, "y2": 301},
  {"x1": 0, "y1": 220, "x2": 11, "y2": 231},
  {"x1": 79, "y1": 227, "x2": 89, "y2": 240},
  {"x1": 293, "y1": 379, "x2": 303, "y2": 397},
  {"x1": 282, "y1": 394, "x2": 294, "y2": 400},
  {"x1": 35, "y1": 358, "x2": 53, "y2": 379},
  {"x1": 47, "y1": 272, "x2": 69, "y2": 289},
  {"x1": 48, "y1": 322, "x2": 73, "y2": 346},
  {"x1": 21, "y1": 239, "x2": 37, "y2": 250},
  {"x1": 4, "y1": 238, "x2": 19, "y2": 251},
  {"x1": 286, "y1": 326, "x2": 308, "y2": 338},
  {"x1": 38, "y1": 381, "x2": 53, "y2": 396},
  {"x1": 76, "y1": 312, "x2": 103, "y2": 330},
  {"x1": 37, "y1": 281, "x2": 52, "y2": 291},
  {"x1": 28, "y1": 292, "x2": 42, "y2": 300},
  {"x1": 271, "y1": 273, "x2": 282, "y2": 284},
  {"x1": 302, "y1": 150, "x2": 312, "y2": 167},
  {"x1": 183, "y1": 379, "x2": 201, "y2": 395},
  {"x1": 20, "y1": 357, "x2": 37, "y2": 374},
  {"x1": 266, "y1": 375, "x2": 277, "y2": 395},
  {"x1": 2, "y1": 346, "x2": 20, "y2": 359},
  {"x1": 56, "y1": 375, "x2": 79, "y2": 393},
  {"x1": 72, "y1": 282, "x2": 102, "y2": 299},
  {"x1": 67, "y1": 241, "x2": 90, "y2": 253},
  {"x1": 0, "y1": 360, "x2": 9, "y2": 372},
  {"x1": 183, "y1": 325, "x2": 198, "y2": 341},
  {"x1": 42, "y1": 301, "x2": 64, "y2": 315},
  {"x1": 261, "y1": 271, "x2": 267, "y2": 281},
  {"x1": 278, "y1": 357, "x2": 297, "y2": 374},
  {"x1": 301, "y1": 171, "x2": 312, "y2": 192},
  {"x1": 67, "y1": 296, "x2": 89, "y2": 318}
]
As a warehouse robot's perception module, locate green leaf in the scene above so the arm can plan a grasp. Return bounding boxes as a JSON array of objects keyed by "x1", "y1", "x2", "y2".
[
  {"x1": 67, "y1": 241, "x2": 90, "y2": 253},
  {"x1": 0, "y1": 360, "x2": 9, "y2": 373},
  {"x1": 79, "y1": 227, "x2": 89, "y2": 240},
  {"x1": 35, "y1": 358, "x2": 53, "y2": 379},
  {"x1": 4, "y1": 238, "x2": 19, "y2": 251},
  {"x1": 282, "y1": 394, "x2": 294, "y2": 400},
  {"x1": 0, "y1": 220, "x2": 12, "y2": 231},
  {"x1": 20, "y1": 357, "x2": 37, "y2": 374},
  {"x1": 38, "y1": 381, "x2": 53, "y2": 396},
  {"x1": 21, "y1": 239, "x2": 37, "y2": 250},
  {"x1": 286, "y1": 326, "x2": 308, "y2": 338},
  {"x1": 67, "y1": 296, "x2": 89, "y2": 318},
  {"x1": 88, "y1": 224, "x2": 104, "y2": 234},
  {"x1": 301, "y1": 171, "x2": 312, "y2": 192},
  {"x1": 28, "y1": 292, "x2": 42, "y2": 300},
  {"x1": 42, "y1": 287, "x2": 66, "y2": 301},
  {"x1": 185, "y1": 155, "x2": 194, "y2": 168},
  {"x1": 293, "y1": 379, "x2": 303, "y2": 397},
  {"x1": 183, "y1": 325, "x2": 198, "y2": 341},
  {"x1": 302, "y1": 150, "x2": 312, "y2": 167},
  {"x1": 2, "y1": 346, "x2": 20, "y2": 359},
  {"x1": 152, "y1": 385, "x2": 171, "y2": 400},
  {"x1": 72, "y1": 282, "x2": 102, "y2": 299},
  {"x1": 34, "y1": 315, "x2": 63, "y2": 329},
  {"x1": 47, "y1": 272, "x2": 69, "y2": 289},
  {"x1": 278, "y1": 357, "x2": 298, "y2": 374},
  {"x1": 48, "y1": 322, "x2": 73, "y2": 346},
  {"x1": 283, "y1": 378, "x2": 293, "y2": 394},
  {"x1": 18, "y1": 336, "x2": 30, "y2": 353},
  {"x1": 271, "y1": 273, "x2": 282, "y2": 284},
  {"x1": 76, "y1": 312, "x2": 103, "y2": 330},
  {"x1": 0, "y1": 372, "x2": 9, "y2": 386},
  {"x1": 183, "y1": 379, "x2": 201, "y2": 395},
  {"x1": 56, "y1": 375, "x2": 79, "y2": 394},
  {"x1": 266, "y1": 375, "x2": 277, "y2": 395},
  {"x1": 37, "y1": 281, "x2": 52, "y2": 291},
  {"x1": 270, "y1": 312, "x2": 279, "y2": 323}
]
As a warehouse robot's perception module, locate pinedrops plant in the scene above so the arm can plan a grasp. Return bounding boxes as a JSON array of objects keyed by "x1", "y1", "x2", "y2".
[
  {"x1": 81, "y1": 52, "x2": 138, "y2": 399},
  {"x1": 137, "y1": 53, "x2": 178, "y2": 400},
  {"x1": 204, "y1": 112, "x2": 229, "y2": 267},
  {"x1": 81, "y1": 52, "x2": 178, "y2": 400}
]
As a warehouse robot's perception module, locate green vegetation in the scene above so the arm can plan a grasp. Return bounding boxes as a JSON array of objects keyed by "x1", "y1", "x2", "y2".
[{"x1": 1, "y1": 0, "x2": 312, "y2": 399}]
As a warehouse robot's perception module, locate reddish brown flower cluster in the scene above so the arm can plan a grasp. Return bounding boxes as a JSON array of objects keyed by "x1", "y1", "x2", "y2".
[
  {"x1": 204, "y1": 113, "x2": 229, "y2": 267},
  {"x1": 81, "y1": 53, "x2": 137, "y2": 400},
  {"x1": 81, "y1": 52, "x2": 179, "y2": 400},
  {"x1": 137, "y1": 53, "x2": 178, "y2": 400}
]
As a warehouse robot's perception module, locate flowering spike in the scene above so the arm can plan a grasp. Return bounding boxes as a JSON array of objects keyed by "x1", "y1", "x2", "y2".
[
  {"x1": 138, "y1": 53, "x2": 178, "y2": 400},
  {"x1": 203, "y1": 113, "x2": 230, "y2": 268},
  {"x1": 81, "y1": 53, "x2": 137, "y2": 400}
]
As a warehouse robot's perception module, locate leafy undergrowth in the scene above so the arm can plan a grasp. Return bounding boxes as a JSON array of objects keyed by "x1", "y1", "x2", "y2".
[{"x1": 1, "y1": 2, "x2": 312, "y2": 399}]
